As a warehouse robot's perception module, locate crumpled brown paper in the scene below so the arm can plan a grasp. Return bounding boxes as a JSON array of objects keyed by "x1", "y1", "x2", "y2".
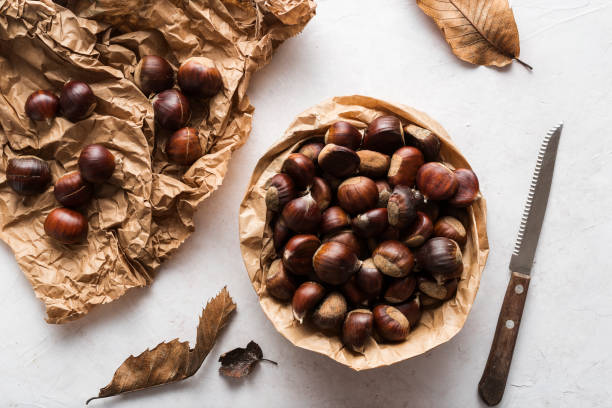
[
  {"x1": 239, "y1": 95, "x2": 489, "y2": 370},
  {"x1": 0, "y1": 0, "x2": 315, "y2": 323}
]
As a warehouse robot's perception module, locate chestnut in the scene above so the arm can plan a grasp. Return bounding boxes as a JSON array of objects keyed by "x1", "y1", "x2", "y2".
[
  {"x1": 273, "y1": 216, "x2": 291, "y2": 253},
  {"x1": 312, "y1": 292, "x2": 348, "y2": 331},
  {"x1": 320, "y1": 206, "x2": 350, "y2": 236},
  {"x1": 420, "y1": 292, "x2": 443, "y2": 309},
  {"x1": 337, "y1": 176, "x2": 378, "y2": 215},
  {"x1": 416, "y1": 162, "x2": 458, "y2": 201},
  {"x1": 416, "y1": 237, "x2": 463, "y2": 284},
  {"x1": 342, "y1": 309, "x2": 373, "y2": 353},
  {"x1": 387, "y1": 186, "x2": 419, "y2": 228},
  {"x1": 265, "y1": 259, "x2": 297, "y2": 301},
  {"x1": 78, "y1": 144, "x2": 115, "y2": 183},
  {"x1": 402, "y1": 211, "x2": 433, "y2": 248},
  {"x1": 165, "y1": 127, "x2": 202, "y2": 165},
  {"x1": 373, "y1": 305, "x2": 410, "y2": 342},
  {"x1": 324, "y1": 121, "x2": 362, "y2": 150},
  {"x1": 54, "y1": 171, "x2": 93, "y2": 208},
  {"x1": 323, "y1": 230, "x2": 364, "y2": 258},
  {"x1": 351, "y1": 208, "x2": 388, "y2": 238},
  {"x1": 421, "y1": 199, "x2": 440, "y2": 222},
  {"x1": 388, "y1": 146, "x2": 424, "y2": 187},
  {"x1": 396, "y1": 296, "x2": 422, "y2": 327},
  {"x1": 449, "y1": 168, "x2": 479, "y2": 207},
  {"x1": 281, "y1": 194, "x2": 321, "y2": 233},
  {"x1": 44, "y1": 207, "x2": 88, "y2": 244},
  {"x1": 281, "y1": 153, "x2": 315, "y2": 190},
  {"x1": 317, "y1": 144, "x2": 360, "y2": 179},
  {"x1": 282, "y1": 234, "x2": 320, "y2": 276},
  {"x1": 311, "y1": 177, "x2": 332, "y2": 210},
  {"x1": 440, "y1": 204, "x2": 469, "y2": 227},
  {"x1": 341, "y1": 276, "x2": 368, "y2": 306},
  {"x1": 375, "y1": 180, "x2": 392, "y2": 208},
  {"x1": 322, "y1": 172, "x2": 342, "y2": 191},
  {"x1": 403, "y1": 124, "x2": 440, "y2": 162},
  {"x1": 25, "y1": 90, "x2": 59, "y2": 122},
  {"x1": 59, "y1": 81, "x2": 96, "y2": 122},
  {"x1": 6, "y1": 157, "x2": 51, "y2": 195},
  {"x1": 265, "y1": 173, "x2": 296, "y2": 212},
  {"x1": 372, "y1": 240, "x2": 414, "y2": 278},
  {"x1": 152, "y1": 89, "x2": 190, "y2": 130},
  {"x1": 298, "y1": 142, "x2": 325, "y2": 162},
  {"x1": 384, "y1": 276, "x2": 417, "y2": 304},
  {"x1": 418, "y1": 277, "x2": 458, "y2": 301},
  {"x1": 355, "y1": 258, "x2": 384, "y2": 299},
  {"x1": 177, "y1": 57, "x2": 223, "y2": 98},
  {"x1": 363, "y1": 115, "x2": 404, "y2": 155},
  {"x1": 379, "y1": 225, "x2": 400, "y2": 241},
  {"x1": 134, "y1": 55, "x2": 175, "y2": 96},
  {"x1": 357, "y1": 150, "x2": 391, "y2": 178},
  {"x1": 313, "y1": 241, "x2": 361, "y2": 285},
  {"x1": 434, "y1": 216, "x2": 467, "y2": 246},
  {"x1": 292, "y1": 281, "x2": 325, "y2": 323}
]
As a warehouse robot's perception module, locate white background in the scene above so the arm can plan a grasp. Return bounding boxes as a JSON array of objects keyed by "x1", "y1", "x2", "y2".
[{"x1": 2, "y1": 0, "x2": 612, "y2": 406}]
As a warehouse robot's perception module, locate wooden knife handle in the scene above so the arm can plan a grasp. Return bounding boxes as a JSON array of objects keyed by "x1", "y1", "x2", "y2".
[{"x1": 478, "y1": 272, "x2": 531, "y2": 406}]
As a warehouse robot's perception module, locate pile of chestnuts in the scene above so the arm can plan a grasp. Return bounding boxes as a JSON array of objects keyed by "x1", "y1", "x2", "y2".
[
  {"x1": 264, "y1": 117, "x2": 480, "y2": 353},
  {"x1": 133, "y1": 55, "x2": 224, "y2": 165},
  {"x1": 25, "y1": 80, "x2": 96, "y2": 123}
]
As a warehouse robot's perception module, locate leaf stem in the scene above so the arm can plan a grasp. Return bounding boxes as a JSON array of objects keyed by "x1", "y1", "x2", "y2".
[
  {"x1": 260, "y1": 358, "x2": 279, "y2": 365},
  {"x1": 514, "y1": 57, "x2": 533, "y2": 71}
]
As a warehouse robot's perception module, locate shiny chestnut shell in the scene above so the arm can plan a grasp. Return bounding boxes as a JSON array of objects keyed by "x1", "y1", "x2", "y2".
[
  {"x1": 298, "y1": 142, "x2": 324, "y2": 162},
  {"x1": 387, "y1": 186, "x2": 419, "y2": 228},
  {"x1": 266, "y1": 173, "x2": 297, "y2": 212},
  {"x1": 416, "y1": 162, "x2": 459, "y2": 201},
  {"x1": 324, "y1": 121, "x2": 362, "y2": 150},
  {"x1": 78, "y1": 144, "x2": 115, "y2": 183},
  {"x1": 342, "y1": 309, "x2": 373, "y2": 353},
  {"x1": 387, "y1": 146, "x2": 424, "y2": 187},
  {"x1": 152, "y1": 89, "x2": 191, "y2": 130},
  {"x1": 25, "y1": 90, "x2": 59, "y2": 121},
  {"x1": 265, "y1": 259, "x2": 297, "y2": 301},
  {"x1": 337, "y1": 176, "x2": 378, "y2": 215},
  {"x1": 372, "y1": 240, "x2": 414, "y2": 278},
  {"x1": 282, "y1": 234, "x2": 320, "y2": 276},
  {"x1": 134, "y1": 55, "x2": 175, "y2": 96},
  {"x1": 292, "y1": 281, "x2": 325, "y2": 323},
  {"x1": 351, "y1": 208, "x2": 388, "y2": 238},
  {"x1": 313, "y1": 241, "x2": 361, "y2": 285},
  {"x1": 54, "y1": 171, "x2": 93, "y2": 207},
  {"x1": 177, "y1": 57, "x2": 223, "y2": 98},
  {"x1": 323, "y1": 230, "x2": 364, "y2": 258},
  {"x1": 317, "y1": 144, "x2": 360, "y2": 179},
  {"x1": 384, "y1": 276, "x2": 417, "y2": 303},
  {"x1": 6, "y1": 157, "x2": 51, "y2": 195},
  {"x1": 272, "y1": 216, "x2": 291, "y2": 253},
  {"x1": 396, "y1": 296, "x2": 422, "y2": 327},
  {"x1": 403, "y1": 211, "x2": 433, "y2": 247},
  {"x1": 59, "y1": 81, "x2": 96, "y2": 122},
  {"x1": 363, "y1": 115, "x2": 404, "y2": 155},
  {"x1": 44, "y1": 207, "x2": 88, "y2": 244},
  {"x1": 281, "y1": 195, "x2": 321, "y2": 233},
  {"x1": 281, "y1": 153, "x2": 315, "y2": 190},
  {"x1": 320, "y1": 206, "x2": 351, "y2": 236},
  {"x1": 311, "y1": 177, "x2": 332, "y2": 210},
  {"x1": 416, "y1": 237, "x2": 463, "y2": 284},
  {"x1": 404, "y1": 124, "x2": 441, "y2": 162},
  {"x1": 433, "y1": 216, "x2": 467, "y2": 246},
  {"x1": 448, "y1": 168, "x2": 479, "y2": 207},
  {"x1": 355, "y1": 258, "x2": 384, "y2": 299},
  {"x1": 373, "y1": 305, "x2": 410, "y2": 342},
  {"x1": 165, "y1": 127, "x2": 202, "y2": 165}
]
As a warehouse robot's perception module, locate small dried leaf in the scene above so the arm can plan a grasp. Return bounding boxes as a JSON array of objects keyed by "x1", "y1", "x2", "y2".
[
  {"x1": 416, "y1": 0, "x2": 531, "y2": 69},
  {"x1": 219, "y1": 341, "x2": 277, "y2": 378},
  {"x1": 86, "y1": 287, "x2": 236, "y2": 404}
]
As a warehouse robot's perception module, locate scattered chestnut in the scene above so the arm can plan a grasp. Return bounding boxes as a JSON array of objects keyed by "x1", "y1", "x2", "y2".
[
  {"x1": 449, "y1": 168, "x2": 479, "y2": 207},
  {"x1": 375, "y1": 180, "x2": 392, "y2": 208},
  {"x1": 403, "y1": 124, "x2": 440, "y2": 162},
  {"x1": 59, "y1": 81, "x2": 96, "y2": 122},
  {"x1": 25, "y1": 90, "x2": 59, "y2": 122},
  {"x1": 384, "y1": 276, "x2": 417, "y2": 304},
  {"x1": 324, "y1": 121, "x2": 362, "y2": 150},
  {"x1": 372, "y1": 240, "x2": 414, "y2": 278},
  {"x1": 265, "y1": 173, "x2": 296, "y2": 212},
  {"x1": 311, "y1": 176, "x2": 332, "y2": 210},
  {"x1": 418, "y1": 277, "x2": 458, "y2": 301},
  {"x1": 373, "y1": 305, "x2": 410, "y2": 342},
  {"x1": 152, "y1": 89, "x2": 190, "y2": 130},
  {"x1": 165, "y1": 127, "x2": 202, "y2": 165},
  {"x1": 416, "y1": 162, "x2": 458, "y2": 201},
  {"x1": 273, "y1": 216, "x2": 291, "y2": 253},
  {"x1": 396, "y1": 296, "x2": 422, "y2": 327},
  {"x1": 292, "y1": 281, "x2": 325, "y2": 323},
  {"x1": 312, "y1": 292, "x2": 348, "y2": 331},
  {"x1": 341, "y1": 276, "x2": 368, "y2": 306},
  {"x1": 134, "y1": 55, "x2": 175, "y2": 96},
  {"x1": 434, "y1": 216, "x2": 467, "y2": 246},
  {"x1": 342, "y1": 309, "x2": 373, "y2": 353},
  {"x1": 357, "y1": 150, "x2": 391, "y2": 178},
  {"x1": 313, "y1": 241, "x2": 361, "y2": 285},
  {"x1": 281, "y1": 153, "x2": 315, "y2": 190},
  {"x1": 177, "y1": 57, "x2": 223, "y2": 98},
  {"x1": 282, "y1": 234, "x2": 320, "y2": 276},
  {"x1": 388, "y1": 146, "x2": 424, "y2": 187},
  {"x1": 6, "y1": 157, "x2": 51, "y2": 195},
  {"x1": 416, "y1": 237, "x2": 463, "y2": 284},
  {"x1": 78, "y1": 144, "x2": 115, "y2": 183},
  {"x1": 323, "y1": 230, "x2": 364, "y2": 258},
  {"x1": 281, "y1": 194, "x2": 321, "y2": 233},
  {"x1": 387, "y1": 186, "x2": 419, "y2": 228},
  {"x1": 402, "y1": 211, "x2": 433, "y2": 248},
  {"x1": 298, "y1": 142, "x2": 325, "y2": 163},
  {"x1": 266, "y1": 259, "x2": 297, "y2": 301},
  {"x1": 320, "y1": 206, "x2": 350, "y2": 236},
  {"x1": 54, "y1": 171, "x2": 93, "y2": 207},
  {"x1": 337, "y1": 176, "x2": 378, "y2": 215},
  {"x1": 351, "y1": 208, "x2": 388, "y2": 238},
  {"x1": 44, "y1": 207, "x2": 88, "y2": 244},
  {"x1": 317, "y1": 144, "x2": 360, "y2": 179},
  {"x1": 363, "y1": 116, "x2": 404, "y2": 155},
  {"x1": 355, "y1": 258, "x2": 384, "y2": 299}
]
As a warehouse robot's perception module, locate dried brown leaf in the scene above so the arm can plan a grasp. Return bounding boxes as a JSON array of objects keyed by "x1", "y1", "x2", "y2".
[
  {"x1": 86, "y1": 287, "x2": 236, "y2": 404},
  {"x1": 218, "y1": 341, "x2": 277, "y2": 378},
  {"x1": 416, "y1": 0, "x2": 531, "y2": 69}
]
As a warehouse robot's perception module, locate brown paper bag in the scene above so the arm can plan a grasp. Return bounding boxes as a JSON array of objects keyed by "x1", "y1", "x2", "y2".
[
  {"x1": 0, "y1": 0, "x2": 315, "y2": 323},
  {"x1": 239, "y1": 95, "x2": 489, "y2": 370}
]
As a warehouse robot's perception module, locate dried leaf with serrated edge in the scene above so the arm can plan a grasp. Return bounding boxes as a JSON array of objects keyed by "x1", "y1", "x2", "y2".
[
  {"x1": 219, "y1": 341, "x2": 277, "y2": 378},
  {"x1": 86, "y1": 287, "x2": 236, "y2": 404},
  {"x1": 416, "y1": 0, "x2": 531, "y2": 69}
]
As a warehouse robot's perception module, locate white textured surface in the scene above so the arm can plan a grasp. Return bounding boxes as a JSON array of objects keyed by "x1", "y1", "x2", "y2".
[{"x1": 2, "y1": 0, "x2": 612, "y2": 406}]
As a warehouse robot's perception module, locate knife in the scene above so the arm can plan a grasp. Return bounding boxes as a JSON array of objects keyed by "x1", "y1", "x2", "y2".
[{"x1": 478, "y1": 123, "x2": 563, "y2": 406}]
